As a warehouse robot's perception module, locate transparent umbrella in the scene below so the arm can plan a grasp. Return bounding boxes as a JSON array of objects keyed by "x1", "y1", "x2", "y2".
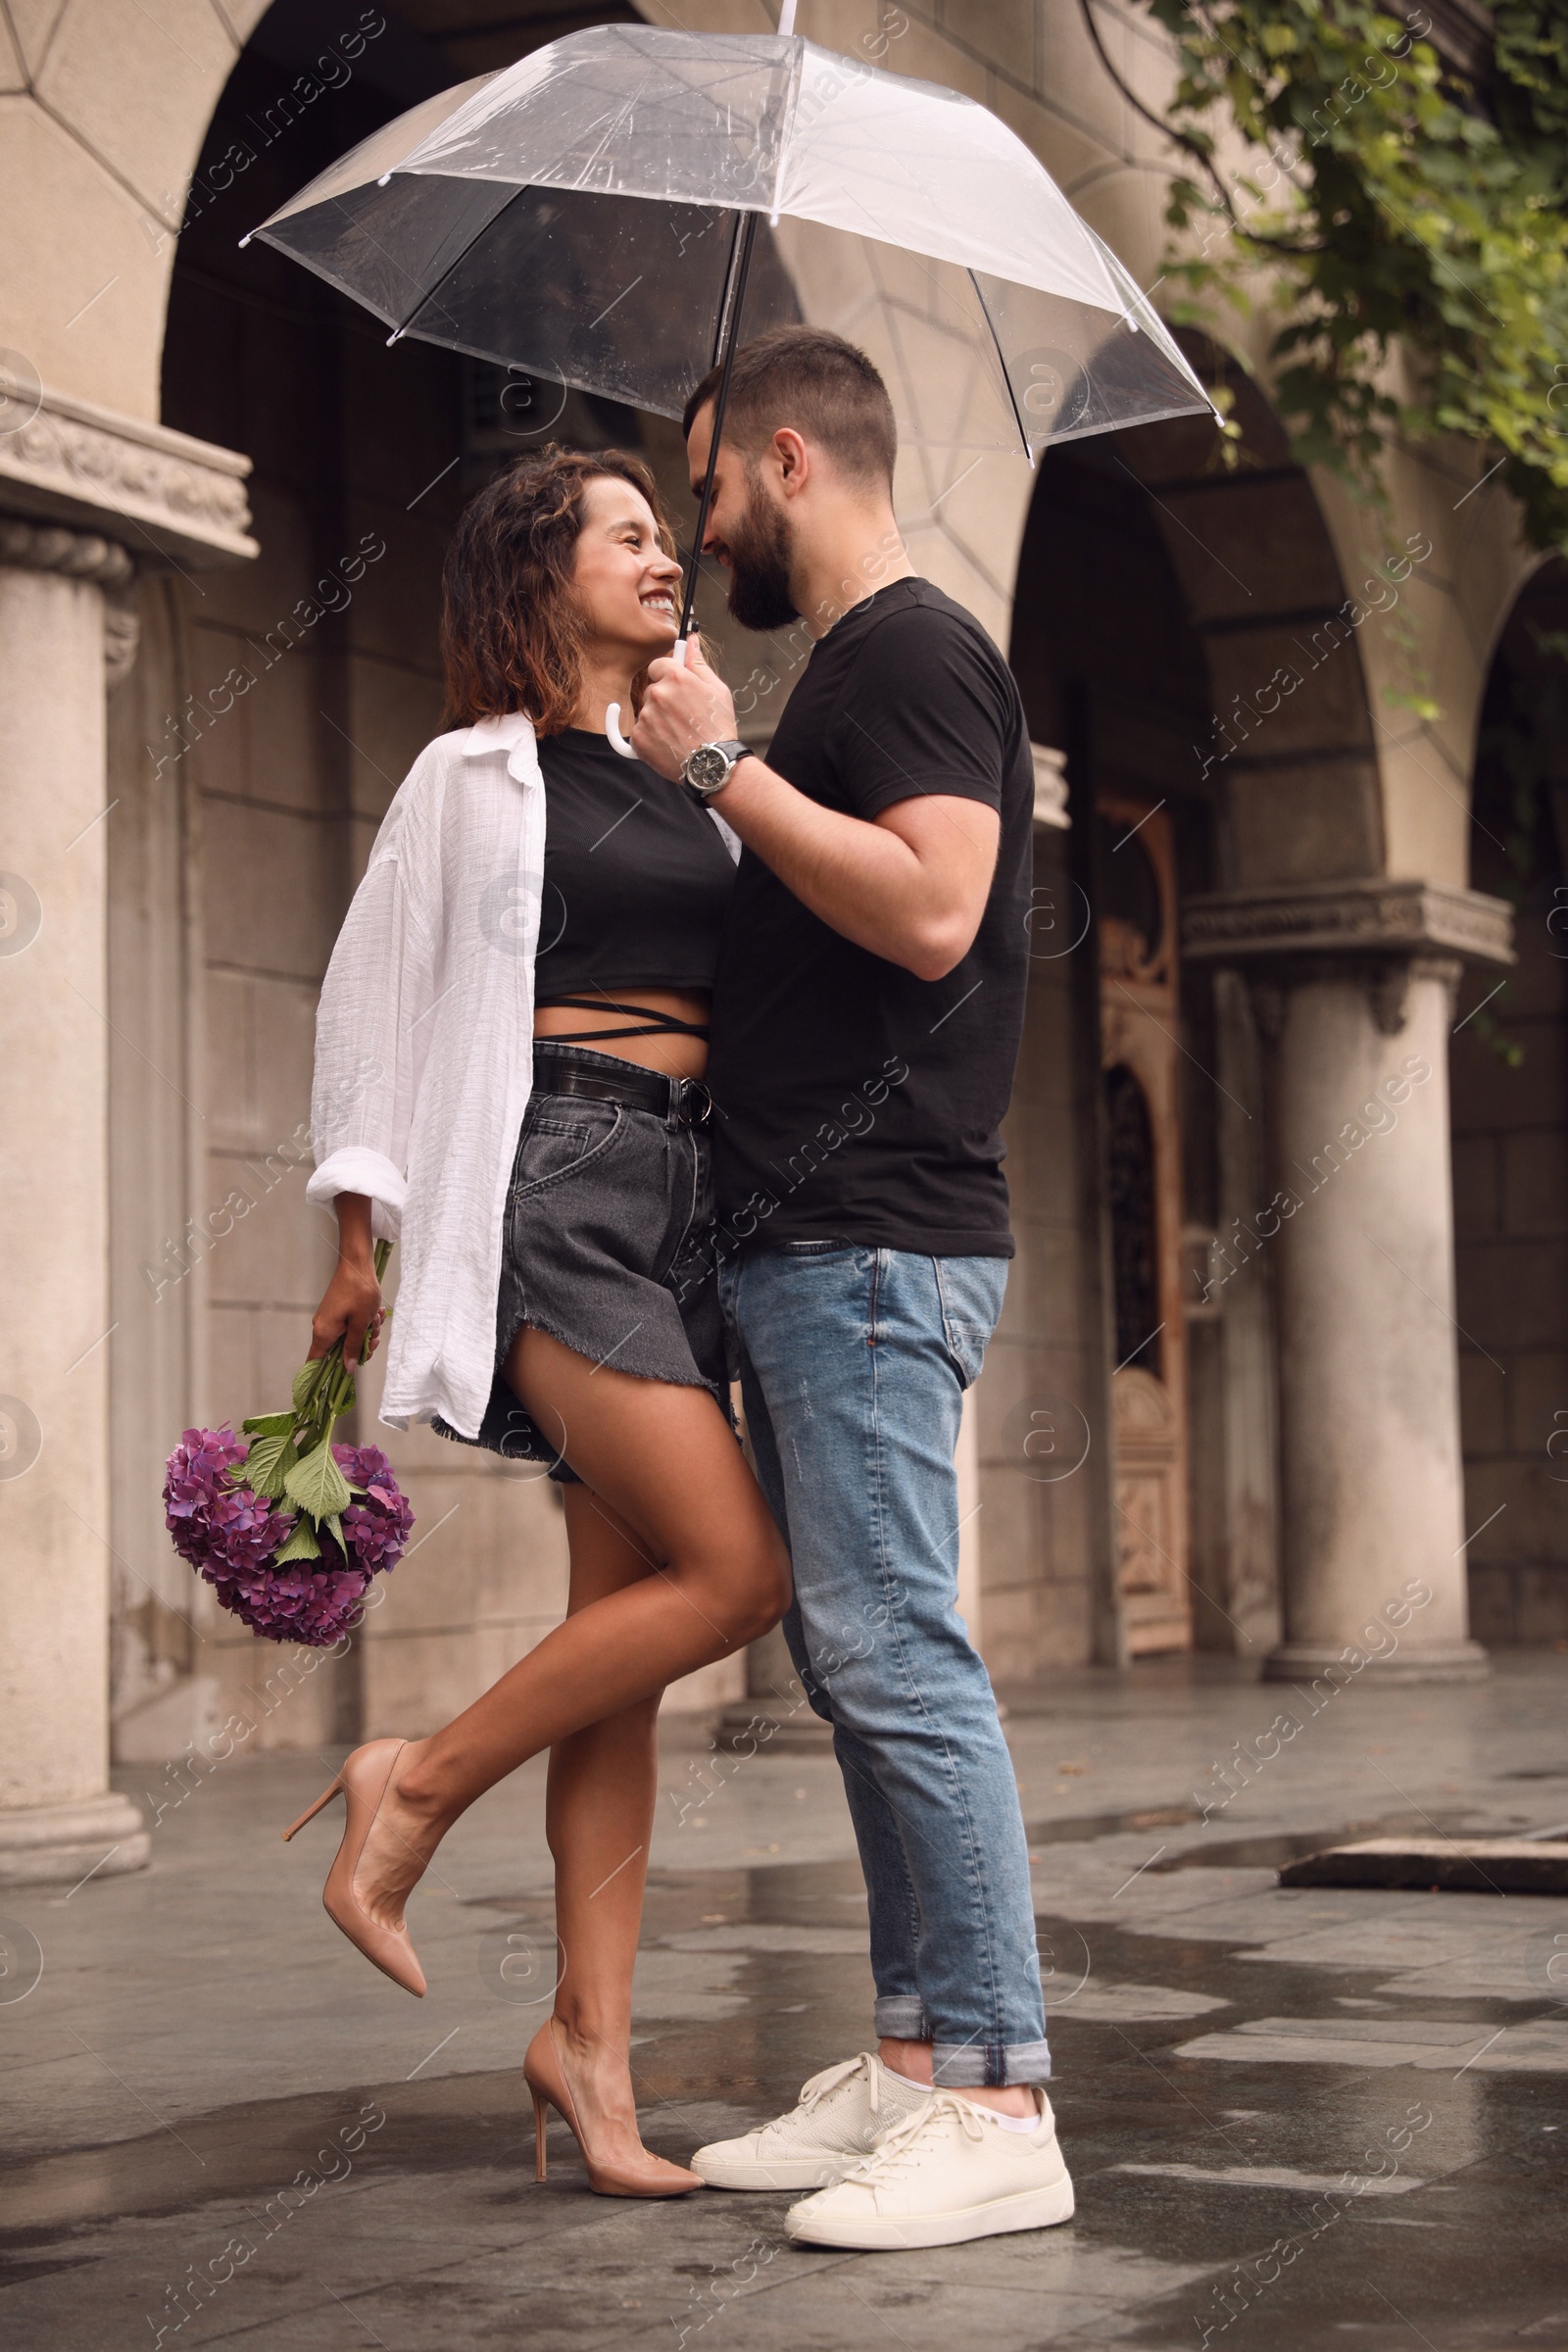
[{"x1": 248, "y1": 13, "x2": 1217, "y2": 737}]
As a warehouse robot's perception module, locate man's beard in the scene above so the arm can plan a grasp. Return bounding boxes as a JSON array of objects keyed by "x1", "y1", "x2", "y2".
[{"x1": 722, "y1": 474, "x2": 799, "y2": 632}]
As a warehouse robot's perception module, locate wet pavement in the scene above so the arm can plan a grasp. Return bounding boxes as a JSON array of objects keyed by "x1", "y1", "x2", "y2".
[{"x1": 3, "y1": 1650, "x2": 1567, "y2": 2350}]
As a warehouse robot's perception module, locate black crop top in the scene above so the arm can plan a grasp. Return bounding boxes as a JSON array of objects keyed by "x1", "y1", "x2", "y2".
[{"x1": 533, "y1": 727, "x2": 736, "y2": 1040}]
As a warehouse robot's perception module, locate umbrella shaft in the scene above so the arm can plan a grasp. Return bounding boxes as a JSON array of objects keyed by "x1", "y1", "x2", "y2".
[{"x1": 679, "y1": 207, "x2": 760, "y2": 645}]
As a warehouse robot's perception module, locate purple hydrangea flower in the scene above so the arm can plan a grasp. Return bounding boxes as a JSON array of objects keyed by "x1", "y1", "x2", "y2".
[
  {"x1": 335, "y1": 1443, "x2": 416, "y2": 1578},
  {"x1": 214, "y1": 1558, "x2": 372, "y2": 1647},
  {"x1": 164, "y1": 1426, "x2": 292, "y2": 1576},
  {"x1": 163, "y1": 1427, "x2": 414, "y2": 1649}
]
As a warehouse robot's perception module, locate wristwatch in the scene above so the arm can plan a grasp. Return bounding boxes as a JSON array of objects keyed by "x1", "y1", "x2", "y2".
[{"x1": 681, "y1": 738, "x2": 752, "y2": 799}]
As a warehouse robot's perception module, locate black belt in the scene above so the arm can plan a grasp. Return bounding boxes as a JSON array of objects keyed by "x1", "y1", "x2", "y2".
[{"x1": 533, "y1": 1052, "x2": 712, "y2": 1128}]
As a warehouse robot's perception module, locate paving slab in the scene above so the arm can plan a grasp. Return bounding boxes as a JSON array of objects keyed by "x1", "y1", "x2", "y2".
[{"x1": 3, "y1": 1653, "x2": 1568, "y2": 2348}]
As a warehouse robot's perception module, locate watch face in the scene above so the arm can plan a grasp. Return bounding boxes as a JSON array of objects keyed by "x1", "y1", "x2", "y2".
[{"x1": 687, "y1": 745, "x2": 727, "y2": 793}]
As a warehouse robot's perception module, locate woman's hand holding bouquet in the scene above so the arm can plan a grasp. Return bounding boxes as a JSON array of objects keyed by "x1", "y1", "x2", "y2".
[{"x1": 163, "y1": 1235, "x2": 414, "y2": 1647}]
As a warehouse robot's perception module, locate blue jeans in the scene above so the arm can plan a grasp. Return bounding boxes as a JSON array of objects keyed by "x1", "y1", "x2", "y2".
[{"x1": 721, "y1": 1244, "x2": 1051, "y2": 2087}]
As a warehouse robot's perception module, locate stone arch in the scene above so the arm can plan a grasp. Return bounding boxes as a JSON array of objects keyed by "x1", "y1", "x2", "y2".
[
  {"x1": 1003, "y1": 324, "x2": 1513, "y2": 1683},
  {"x1": 1001, "y1": 339, "x2": 1391, "y2": 1670},
  {"x1": 0, "y1": 1, "x2": 272, "y2": 424},
  {"x1": 105, "y1": 0, "x2": 676, "y2": 1764},
  {"x1": 1017, "y1": 338, "x2": 1385, "y2": 890},
  {"x1": 1449, "y1": 553, "x2": 1568, "y2": 1644}
]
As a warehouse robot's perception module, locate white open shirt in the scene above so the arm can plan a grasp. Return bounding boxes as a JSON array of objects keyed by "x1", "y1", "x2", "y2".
[{"x1": 306, "y1": 712, "x2": 737, "y2": 1440}]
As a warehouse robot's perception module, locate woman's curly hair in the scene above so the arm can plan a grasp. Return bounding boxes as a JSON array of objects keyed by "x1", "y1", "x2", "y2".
[{"x1": 440, "y1": 444, "x2": 678, "y2": 735}]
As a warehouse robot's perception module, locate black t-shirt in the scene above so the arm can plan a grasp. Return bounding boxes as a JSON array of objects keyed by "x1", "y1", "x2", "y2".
[
  {"x1": 534, "y1": 727, "x2": 735, "y2": 1000},
  {"x1": 708, "y1": 578, "x2": 1034, "y2": 1258}
]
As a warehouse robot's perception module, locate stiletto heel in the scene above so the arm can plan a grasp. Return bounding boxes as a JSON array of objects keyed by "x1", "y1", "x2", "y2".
[
  {"x1": 280, "y1": 1739, "x2": 428, "y2": 1997},
  {"x1": 282, "y1": 1777, "x2": 343, "y2": 1841},
  {"x1": 522, "y1": 2019, "x2": 702, "y2": 2198}
]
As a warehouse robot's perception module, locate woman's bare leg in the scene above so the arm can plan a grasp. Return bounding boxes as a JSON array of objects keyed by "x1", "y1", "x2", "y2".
[
  {"x1": 544, "y1": 1485, "x2": 662, "y2": 2168},
  {"x1": 350, "y1": 1330, "x2": 788, "y2": 1928}
]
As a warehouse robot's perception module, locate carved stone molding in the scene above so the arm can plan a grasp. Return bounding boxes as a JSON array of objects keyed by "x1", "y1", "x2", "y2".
[
  {"x1": 1249, "y1": 977, "x2": 1286, "y2": 1044},
  {"x1": 1184, "y1": 877, "x2": 1514, "y2": 970},
  {"x1": 1369, "y1": 954, "x2": 1464, "y2": 1035},
  {"x1": 0, "y1": 515, "x2": 133, "y2": 585},
  {"x1": 1247, "y1": 950, "x2": 1463, "y2": 1042},
  {"x1": 104, "y1": 592, "x2": 141, "y2": 686},
  {"x1": 0, "y1": 518, "x2": 144, "y2": 681},
  {"x1": 0, "y1": 386, "x2": 255, "y2": 570}
]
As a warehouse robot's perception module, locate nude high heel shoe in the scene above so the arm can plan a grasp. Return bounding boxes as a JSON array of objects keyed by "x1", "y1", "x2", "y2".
[
  {"x1": 282, "y1": 1739, "x2": 427, "y2": 1997},
  {"x1": 523, "y1": 2019, "x2": 702, "y2": 2198}
]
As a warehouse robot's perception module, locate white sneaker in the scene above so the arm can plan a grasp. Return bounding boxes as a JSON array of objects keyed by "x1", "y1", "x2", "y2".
[
  {"x1": 690, "y1": 2053, "x2": 931, "y2": 2192},
  {"x1": 785, "y1": 2088, "x2": 1074, "y2": 2249}
]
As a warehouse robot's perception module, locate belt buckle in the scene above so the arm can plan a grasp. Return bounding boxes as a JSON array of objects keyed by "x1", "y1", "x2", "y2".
[{"x1": 683, "y1": 1081, "x2": 712, "y2": 1128}]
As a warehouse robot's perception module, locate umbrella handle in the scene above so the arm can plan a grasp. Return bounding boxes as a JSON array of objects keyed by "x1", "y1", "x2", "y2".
[{"x1": 606, "y1": 637, "x2": 689, "y2": 758}]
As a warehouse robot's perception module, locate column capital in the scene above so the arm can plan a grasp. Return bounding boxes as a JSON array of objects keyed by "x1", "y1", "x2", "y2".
[
  {"x1": 1182, "y1": 877, "x2": 1514, "y2": 971},
  {"x1": 0, "y1": 518, "x2": 145, "y2": 681},
  {"x1": 0, "y1": 515, "x2": 133, "y2": 586},
  {"x1": 0, "y1": 382, "x2": 256, "y2": 571}
]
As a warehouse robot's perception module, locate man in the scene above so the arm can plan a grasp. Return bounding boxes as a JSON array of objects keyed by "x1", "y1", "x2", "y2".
[{"x1": 630, "y1": 326, "x2": 1071, "y2": 2252}]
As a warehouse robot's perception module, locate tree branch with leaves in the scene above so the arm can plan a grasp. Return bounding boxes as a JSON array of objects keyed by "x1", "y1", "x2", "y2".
[{"x1": 1086, "y1": 0, "x2": 1568, "y2": 550}]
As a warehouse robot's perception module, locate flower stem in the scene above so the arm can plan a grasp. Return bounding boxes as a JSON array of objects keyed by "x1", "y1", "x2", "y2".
[{"x1": 300, "y1": 1240, "x2": 394, "y2": 1460}]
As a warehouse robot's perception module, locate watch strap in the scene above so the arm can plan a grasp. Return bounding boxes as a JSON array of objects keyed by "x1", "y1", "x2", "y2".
[{"x1": 683, "y1": 739, "x2": 752, "y2": 796}]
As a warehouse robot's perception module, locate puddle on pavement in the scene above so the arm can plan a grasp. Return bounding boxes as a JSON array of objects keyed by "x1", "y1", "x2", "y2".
[
  {"x1": 8, "y1": 1842, "x2": 1568, "y2": 2350},
  {"x1": 1147, "y1": 1812, "x2": 1568, "y2": 1874},
  {"x1": 1023, "y1": 1804, "x2": 1202, "y2": 1846}
]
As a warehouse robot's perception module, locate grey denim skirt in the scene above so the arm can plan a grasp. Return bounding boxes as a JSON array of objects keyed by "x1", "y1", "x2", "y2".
[{"x1": 431, "y1": 1043, "x2": 729, "y2": 1483}]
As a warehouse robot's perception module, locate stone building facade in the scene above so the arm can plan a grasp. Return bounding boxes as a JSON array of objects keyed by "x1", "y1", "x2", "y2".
[{"x1": 0, "y1": 0, "x2": 1557, "y2": 1885}]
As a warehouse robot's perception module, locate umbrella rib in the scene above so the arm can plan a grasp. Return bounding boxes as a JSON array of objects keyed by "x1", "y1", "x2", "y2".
[
  {"x1": 966, "y1": 269, "x2": 1032, "y2": 464},
  {"x1": 569, "y1": 66, "x2": 659, "y2": 191},
  {"x1": 384, "y1": 181, "x2": 535, "y2": 346},
  {"x1": 679, "y1": 207, "x2": 760, "y2": 641}
]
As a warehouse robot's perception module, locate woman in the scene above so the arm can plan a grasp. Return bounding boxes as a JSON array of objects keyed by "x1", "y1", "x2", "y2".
[{"x1": 288, "y1": 446, "x2": 790, "y2": 2197}]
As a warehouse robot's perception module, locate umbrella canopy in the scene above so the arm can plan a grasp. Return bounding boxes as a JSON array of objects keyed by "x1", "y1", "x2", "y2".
[{"x1": 249, "y1": 24, "x2": 1216, "y2": 461}]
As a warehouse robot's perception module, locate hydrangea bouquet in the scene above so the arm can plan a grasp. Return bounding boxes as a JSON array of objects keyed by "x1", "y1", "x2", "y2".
[{"x1": 163, "y1": 1240, "x2": 414, "y2": 1646}]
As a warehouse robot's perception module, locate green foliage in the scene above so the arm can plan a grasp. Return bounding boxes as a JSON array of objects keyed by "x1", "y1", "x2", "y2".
[
  {"x1": 228, "y1": 1237, "x2": 394, "y2": 1539},
  {"x1": 272, "y1": 1516, "x2": 323, "y2": 1565},
  {"x1": 283, "y1": 1437, "x2": 354, "y2": 1521},
  {"x1": 237, "y1": 1428, "x2": 294, "y2": 1500},
  {"x1": 291, "y1": 1353, "x2": 332, "y2": 1417},
  {"x1": 1113, "y1": 0, "x2": 1568, "y2": 549}
]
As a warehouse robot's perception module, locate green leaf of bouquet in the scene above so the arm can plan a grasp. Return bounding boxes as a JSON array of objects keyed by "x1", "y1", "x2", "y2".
[
  {"x1": 243, "y1": 1430, "x2": 295, "y2": 1499},
  {"x1": 321, "y1": 1510, "x2": 347, "y2": 1559},
  {"x1": 241, "y1": 1411, "x2": 295, "y2": 1438},
  {"x1": 291, "y1": 1354, "x2": 333, "y2": 1414},
  {"x1": 272, "y1": 1515, "x2": 321, "y2": 1564},
  {"x1": 283, "y1": 1438, "x2": 353, "y2": 1519}
]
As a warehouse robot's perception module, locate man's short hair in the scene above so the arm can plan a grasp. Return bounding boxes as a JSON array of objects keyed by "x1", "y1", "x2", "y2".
[{"x1": 682, "y1": 326, "x2": 897, "y2": 489}]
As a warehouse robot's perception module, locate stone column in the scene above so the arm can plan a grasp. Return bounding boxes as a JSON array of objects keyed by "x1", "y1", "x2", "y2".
[
  {"x1": 1185, "y1": 880, "x2": 1514, "y2": 1685},
  {"x1": 0, "y1": 391, "x2": 254, "y2": 1883},
  {"x1": 0, "y1": 523, "x2": 151, "y2": 1881}
]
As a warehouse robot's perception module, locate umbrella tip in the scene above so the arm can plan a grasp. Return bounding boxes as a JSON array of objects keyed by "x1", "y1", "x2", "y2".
[
  {"x1": 238, "y1": 232, "x2": 252, "y2": 249},
  {"x1": 378, "y1": 172, "x2": 392, "y2": 187},
  {"x1": 386, "y1": 327, "x2": 405, "y2": 347}
]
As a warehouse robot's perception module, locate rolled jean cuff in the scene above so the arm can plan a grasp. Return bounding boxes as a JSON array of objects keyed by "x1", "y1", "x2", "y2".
[
  {"x1": 874, "y1": 1996, "x2": 931, "y2": 2042},
  {"x1": 932, "y1": 2039, "x2": 1054, "y2": 2088}
]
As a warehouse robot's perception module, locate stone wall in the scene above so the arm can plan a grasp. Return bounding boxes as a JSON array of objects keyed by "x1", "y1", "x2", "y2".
[{"x1": 113, "y1": 26, "x2": 570, "y2": 1755}]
